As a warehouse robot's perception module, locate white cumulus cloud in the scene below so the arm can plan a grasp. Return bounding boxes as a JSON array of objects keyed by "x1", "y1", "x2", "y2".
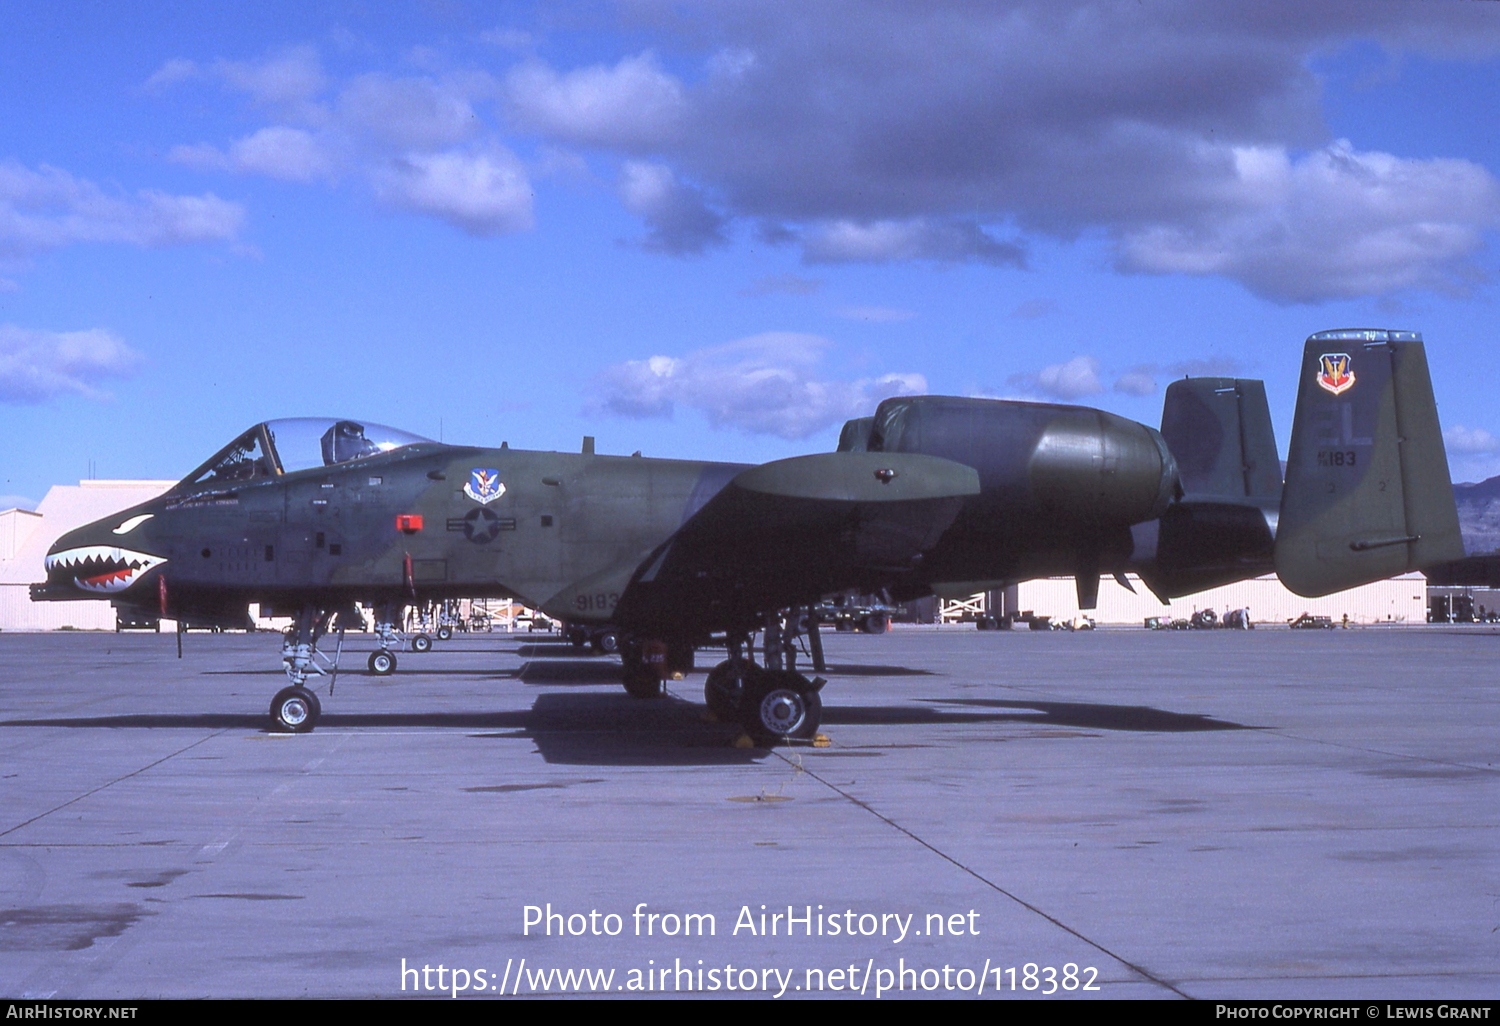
[
  {"x1": 1113, "y1": 371, "x2": 1158, "y2": 396},
  {"x1": 175, "y1": 126, "x2": 341, "y2": 183},
  {"x1": 1118, "y1": 141, "x2": 1500, "y2": 302},
  {"x1": 802, "y1": 218, "x2": 1024, "y2": 266},
  {"x1": 617, "y1": 161, "x2": 726, "y2": 254},
  {"x1": 505, "y1": 52, "x2": 686, "y2": 149},
  {"x1": 0, "y1": 161, "x2": 244, "y2": 262},
  {"x1": 0, "y1": 325, "x2": 144, "y2": 403},
  {"x1": 160, "y1": 48, "x2": 537, "y2": 240},
  {"x1": 372, "y1": 147, "x2": 534, "y2": 236},
  {"x1": 1445, "y1": 424, "x2": 1500, "y2": 455},
  {"x1": 591, "y1": 332, "x2": 926, "y2": 439},
  {"x1": 338, "y1": 75, "x2": 480, "y2": 152},
  {"x1": 215, "y1": 45, "x2": 327, "y2": 110},
  {"x1": 1034, "y1": 356, "x2": 1105, "y2": 401},
  {"x1": 142, "y1": 58, "x2": 199, "y2": 92},
  {"x1": 493, "y1": 3, "x2": 1500, "y2": 295}
]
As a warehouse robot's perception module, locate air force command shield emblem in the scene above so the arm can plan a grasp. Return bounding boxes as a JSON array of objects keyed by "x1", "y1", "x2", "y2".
[
  {"x1": 464, "y1": 468, "x2": 506, "y2": 505},
  {"x1": 1316, "y1": 353, "x2": 1356, "y2": 396}
]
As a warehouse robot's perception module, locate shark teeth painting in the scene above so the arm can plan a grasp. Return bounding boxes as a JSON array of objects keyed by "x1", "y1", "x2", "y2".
[{"x1": 45, "y1": 545, "x2": 167, "y2": 595}]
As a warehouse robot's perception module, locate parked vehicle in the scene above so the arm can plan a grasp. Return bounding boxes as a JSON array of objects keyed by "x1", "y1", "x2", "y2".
[{"x1": 1289, "y1": 613, "x2": 1335, "y2": 629}]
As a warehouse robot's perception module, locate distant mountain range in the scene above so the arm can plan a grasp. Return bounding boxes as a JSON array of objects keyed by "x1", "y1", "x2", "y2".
[{"x1": 1454, "y1": 476, "x2": 1500, "y2": 556}]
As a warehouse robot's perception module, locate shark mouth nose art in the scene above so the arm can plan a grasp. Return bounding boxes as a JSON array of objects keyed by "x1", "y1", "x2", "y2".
[{"x1": 45, "y1": 546, "x2": 167, "y2": 594}]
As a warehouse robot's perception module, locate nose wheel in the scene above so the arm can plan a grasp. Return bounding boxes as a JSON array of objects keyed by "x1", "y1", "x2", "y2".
[
  {"x1": 270, "y1": 686, "x2": 320, "y2": 733},
  {"x1": 368, "y1": 650, "x2": 397, "y2": 675}
]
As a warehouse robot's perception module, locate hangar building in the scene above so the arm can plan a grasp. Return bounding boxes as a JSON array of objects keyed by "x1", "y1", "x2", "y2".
[{"x1": 0, "y1": 480, "x2": 174, "y2": 630}]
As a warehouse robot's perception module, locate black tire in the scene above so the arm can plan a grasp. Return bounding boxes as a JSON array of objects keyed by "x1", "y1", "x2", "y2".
[
  {"x1": 741, "y1": 671, "x2": 822, "y2": 745},
  {"x1": 411, "y1": 633, "x2": 433, "y2": 653},
  {"x1": 622, "y1": 660, "x2": 663, "y2": 699},
  {"x1": 436, "y1": 626, "x2": 453, "y2": 641},
  {"x1": 835, "y1": 619, "x2": 854, "y2": 632},
  {"x1": 704, "y1": 660, "x2": 743, "y2": 718},
  {"x1": 368, "y1": 650, "x2": 397, "y2": 675},
  {"x1": 270, "y1": 686, "x2": 319, "y2": 733},
  {"x1": 976, "y1": 616, "x2": 997, "y2": 631},
  {"x1": 592, "y1": 629, "x2": 620, "y2": 655},
  {"x1": 863, "y1": 613, "x2": 889, "y2": 634}
]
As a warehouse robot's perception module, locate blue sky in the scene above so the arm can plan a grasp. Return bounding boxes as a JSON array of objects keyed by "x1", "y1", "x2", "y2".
[{"x1": 3, "y1": 1, "x2": 1500, "y2": 509}]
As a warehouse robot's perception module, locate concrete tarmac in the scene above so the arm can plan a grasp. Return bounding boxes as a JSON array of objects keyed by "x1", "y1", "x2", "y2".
[{"x1": 0, "y1": 625, "x2": 1495, "y2": 1000}]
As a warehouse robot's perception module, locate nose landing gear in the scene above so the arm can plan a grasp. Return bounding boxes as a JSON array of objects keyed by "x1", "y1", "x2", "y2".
[{"x1": 273, "y1": 606, "x2": 345, "y2": 732}]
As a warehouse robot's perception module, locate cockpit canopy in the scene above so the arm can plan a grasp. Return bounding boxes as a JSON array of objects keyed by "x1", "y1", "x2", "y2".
[{"x1": 177, "y1": 418, "x2": 434, "y2": 490}]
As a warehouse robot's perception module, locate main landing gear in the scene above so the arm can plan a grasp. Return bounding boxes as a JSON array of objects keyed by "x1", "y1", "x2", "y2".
[
  {"x1": 361, "y1": 601, "x2": 441, "y2": 677},
  {"x1": 373, "y1": 615, "x2": 432, "y2": 662},
  {"x1": 619, "y1": 608, "x2": 827, "y2": 746}
]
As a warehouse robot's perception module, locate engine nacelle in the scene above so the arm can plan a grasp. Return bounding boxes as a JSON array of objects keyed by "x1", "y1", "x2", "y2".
[{"x1": 846, "y1": 396, "x2": 1179, "y2": 530}]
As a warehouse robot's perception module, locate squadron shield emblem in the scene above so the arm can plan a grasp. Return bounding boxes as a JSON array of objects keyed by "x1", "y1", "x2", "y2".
[
  {"x1": 1316, "y1": 353, "x2": 1356, "y2": 396},
  {"x1": 464, "y1": 468, "x2": 506, "y2": 505}
]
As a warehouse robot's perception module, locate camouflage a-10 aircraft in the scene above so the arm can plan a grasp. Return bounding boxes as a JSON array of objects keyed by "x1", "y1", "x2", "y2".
[{"x1": 32, "y1": 329, "x2": 1463, "y2": 741}]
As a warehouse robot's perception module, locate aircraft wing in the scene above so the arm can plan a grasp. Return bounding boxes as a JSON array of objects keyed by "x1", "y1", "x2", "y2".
[{"x1": 611, "y1": 451, "x2": 980, "y2": 634}]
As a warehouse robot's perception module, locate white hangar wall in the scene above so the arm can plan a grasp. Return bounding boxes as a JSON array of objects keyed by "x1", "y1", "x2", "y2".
[
  {"x1": 1009, "y1": 573, "x2": 1427, "y2": 627},
  {"x1": 0, "y1": 480, "x2": 176, "y2": 631}
]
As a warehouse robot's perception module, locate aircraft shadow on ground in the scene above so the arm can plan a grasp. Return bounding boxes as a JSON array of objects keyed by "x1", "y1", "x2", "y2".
[
  {"x1": 0, "y1": 689, "x2": 1253, "y2": 773},
  {"x1": 893, "y1": 697, "x2": 1256, "y2": 732},
  {"x1": 513, "y1": 660, "x2": 627, "y2": 685},
  {"x1": 822, "y1": 664, "x2": 935, "y2": 677},
  {"x1": 467, "y1": 693, "x2": 767, "y2": 766},
  {"x1": 514, "y1": 642, "x2": 595, "y2": 658},
  {"x1": 0, "y1": 694, "x2": 766, "y2": 767}
]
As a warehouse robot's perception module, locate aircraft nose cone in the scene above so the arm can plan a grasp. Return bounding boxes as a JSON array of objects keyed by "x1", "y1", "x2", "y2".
[{"x1": 45, "y1": 521, "x2": 168, "y2": 595}]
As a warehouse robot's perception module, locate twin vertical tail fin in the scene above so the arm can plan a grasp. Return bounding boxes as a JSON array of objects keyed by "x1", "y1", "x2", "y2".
[
  {"x1": 1274, "y1": 329, "x2": 1464, "y2": 597},
  {"x1": 1132, "y1": 378, "x2": 1281, "y2": 601},
  {"x1": 1160, "y1": 377, "x2": 1281, "y2": 503}
]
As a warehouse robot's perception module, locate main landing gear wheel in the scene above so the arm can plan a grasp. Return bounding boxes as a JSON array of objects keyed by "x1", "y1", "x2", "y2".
[
  {"x1": 368, "y1": 650, "x2": 397, "y2": 675},
  {"x1": 436, "y1": 626, "x2": 453, "y2": 641},
  {"x1": 270, "y1": 686, "x2": 320, "y2": 733},
  {"x1": 411, "y1": 633, "x2": 433, "y2": 653},
  {"x1": 741, "y1": 671, "x2": 822, "y2": 746}
]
